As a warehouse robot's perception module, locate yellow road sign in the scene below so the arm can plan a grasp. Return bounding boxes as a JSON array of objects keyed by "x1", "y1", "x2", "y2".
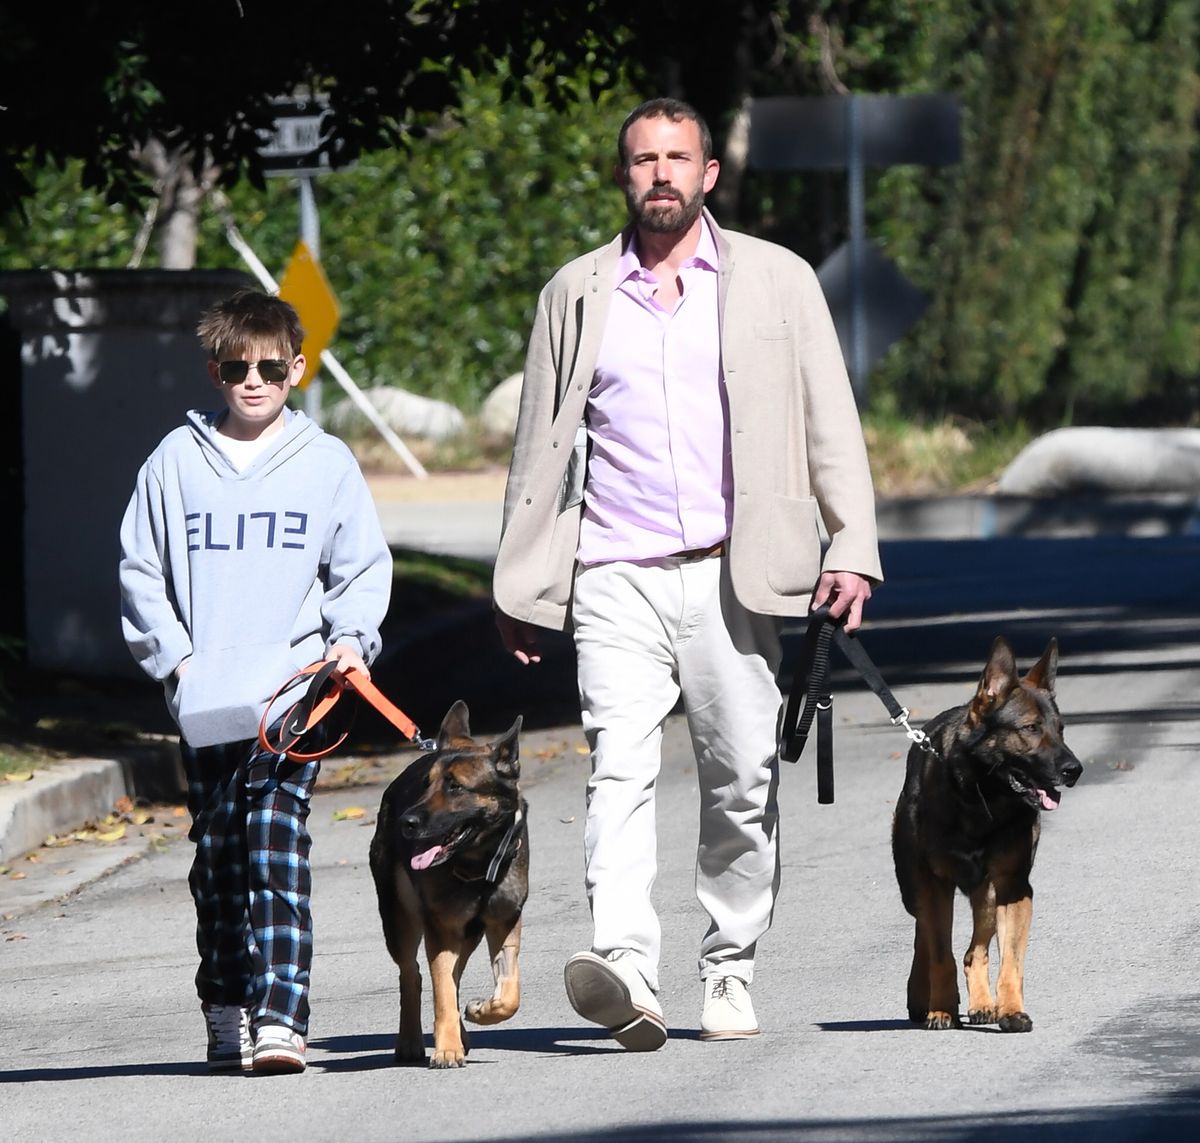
[{"x1": 277, "y1": 240, "x2": 339, "y2": 389}]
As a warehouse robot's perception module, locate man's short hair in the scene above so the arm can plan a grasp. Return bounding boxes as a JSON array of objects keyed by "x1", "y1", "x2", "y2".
[
  {"x1": 197, "y1": 288, "x2": 305, "y2": 358},
  {"x1": 617, "y1": 98, "x2": 713, "y2": 167}
]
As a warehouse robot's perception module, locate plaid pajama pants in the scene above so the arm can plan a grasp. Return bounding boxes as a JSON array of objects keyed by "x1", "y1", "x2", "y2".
[{"x1": 180, "y1": 735, "x2": 322, "y2": 1035}]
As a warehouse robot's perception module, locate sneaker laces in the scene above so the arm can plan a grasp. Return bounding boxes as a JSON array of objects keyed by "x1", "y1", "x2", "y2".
[{"x1": 206, "y1": 1005, "x2": 251, "y2": 1053}]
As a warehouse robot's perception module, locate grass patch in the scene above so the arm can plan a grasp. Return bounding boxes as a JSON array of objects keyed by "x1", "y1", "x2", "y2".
[
  {"x1": 390, "y1": 548, "x2": 493, "y2": 613},
  {"x1": 1, "y1": 741, "x2": 65, "y2": 779},
  {"x1": 863, "y1": 415, "x2": 1033, "y2": 496},
  {"x1": 344, "y1": 416, "x2": 514, "y2": 475}
]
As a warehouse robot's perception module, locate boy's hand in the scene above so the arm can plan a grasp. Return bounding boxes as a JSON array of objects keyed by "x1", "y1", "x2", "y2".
[{"x1": 326, "y1": 643, "x2": 370, "y2": 679}]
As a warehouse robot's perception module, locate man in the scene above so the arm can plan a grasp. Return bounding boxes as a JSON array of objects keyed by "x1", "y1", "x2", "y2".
[{"x1": 494, "y1": 98, "x2": 881, "y2": 1050}]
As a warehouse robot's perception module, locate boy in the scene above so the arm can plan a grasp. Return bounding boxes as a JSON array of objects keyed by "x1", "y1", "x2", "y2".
[{"x1": 119, "y1": 288, "x2": 392, "y2": 1074}]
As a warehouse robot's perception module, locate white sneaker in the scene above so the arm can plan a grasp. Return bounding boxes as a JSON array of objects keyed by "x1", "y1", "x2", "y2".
[
  {"x1": 564, "y1": 950, "x2": 667, "y2": 1051},
  {"x1": 202, "y1": 1002, "x2": 253, "y2": 1072},
  {"x1": 252, "y1": 1023, "x2": 307, "y2": 1074},
  {"x1": 700, "y1": 975, "x2": 760, "y2": 1040}
]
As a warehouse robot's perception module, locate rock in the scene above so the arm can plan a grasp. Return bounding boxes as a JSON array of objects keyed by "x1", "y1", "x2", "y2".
[
  {"x1": 997, "y1": 427, "x2": 1200, "y2": 495},
  {"x1": 479, "y1": 373, "x2": 523, "y2": 440},
  {"x1": 325, "y1": 387, "x2": 466, "y2": 442}
]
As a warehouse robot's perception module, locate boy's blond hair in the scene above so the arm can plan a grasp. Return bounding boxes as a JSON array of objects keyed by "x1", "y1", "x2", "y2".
[{"x1": 197, "y1": 288, "x2": 305, "y2": 359}]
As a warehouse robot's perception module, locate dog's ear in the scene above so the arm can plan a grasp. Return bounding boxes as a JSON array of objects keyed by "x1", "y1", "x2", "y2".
[
  {"x1": 491, "y1": 716, "x2": 523, "y2": 781},
  {"x1": 966, "y1": 637, "x2": 1018, "y2": 727},
  {"x1": 1023, "y1": 638, "x2": 1059, "y2": 694},
  {"x1": 437, "y1": 700, "x2": 472, "y2": 748}
]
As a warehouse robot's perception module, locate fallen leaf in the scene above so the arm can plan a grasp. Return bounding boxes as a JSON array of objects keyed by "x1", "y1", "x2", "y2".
[
  {"x1": 94, "y1": 823, "x2": 127, "y2": 842},
  {"x1": 3, "y1": 770, "x2": 34, "y2": 783},
  {"x1": 132, "y1": 810, "x2": 153, "y2": 825},
  {"x1": 173, "y1": 806, "x2": 188, "y2": 818},
  {"x1": 559, "y1": 816, "x2": 576, "y2": 824},
  {"x1": 332, "y1": 806, "x2": 367, "y2": 822},
  {"x1": 574, "y1": 746, "x2": 589, "y2": 755},
  {"x1": 5, "y1": 932, "x2": 28, "y2": 941},
  {"x1": 8, "y1": 871, "x2": 26, "y2": 880},
  {"x1": 115, "y1": 795, "x2": 135, "y2": 815},
  {"x1": 24, "y1": 853, "x2": 39, "y2": 863},
  {"x1": 0, "y1": 865, "x2": 9, "y2": 876}
]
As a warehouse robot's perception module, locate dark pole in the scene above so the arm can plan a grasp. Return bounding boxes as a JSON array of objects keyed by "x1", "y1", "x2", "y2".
[{"x1": 846, "y1": 96, "x2": 868, "y2": 404}]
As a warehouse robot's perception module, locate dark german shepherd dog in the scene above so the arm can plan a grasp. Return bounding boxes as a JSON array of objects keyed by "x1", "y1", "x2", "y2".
[
  {"x1": 369, "y1": 701, "x2": 527, "y2": 1067},
  {"x1": 892, "y1": 637, "x2": 1082, "y2": 1032}
]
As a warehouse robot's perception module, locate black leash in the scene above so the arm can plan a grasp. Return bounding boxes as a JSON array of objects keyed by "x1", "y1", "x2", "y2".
[{"x1": 779, "y1": 605, "x2": 935, "y2": 803}]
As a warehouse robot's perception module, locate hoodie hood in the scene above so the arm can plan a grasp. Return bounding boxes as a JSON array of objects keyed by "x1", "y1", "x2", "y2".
[{"x1": 187, "y1": 408, "x2": 324, "y2": 480}]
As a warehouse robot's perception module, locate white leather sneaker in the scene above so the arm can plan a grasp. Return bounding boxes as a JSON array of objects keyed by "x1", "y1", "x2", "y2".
[
  {"x1": 252, "y1": 1023, "x2": 307, "y2": 1074},
  {"x1": 564, "y1": 950, "x2": 668, "y2": 1051},
  {"x1": 700, "y1": 975, "x2": 760, "y2": 1040}
]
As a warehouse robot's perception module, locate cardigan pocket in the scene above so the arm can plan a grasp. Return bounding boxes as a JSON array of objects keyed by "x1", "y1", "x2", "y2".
[
  {"x1": 764, "y1": 494, "x2": 822, "y2": 595},
  {"x1": 753, "y1": 321, "x2": 792, "y2": 341}
]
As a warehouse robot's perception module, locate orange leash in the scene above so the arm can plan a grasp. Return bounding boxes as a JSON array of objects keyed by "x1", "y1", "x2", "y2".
[{"x1": 258, "y1": 661, "x2": 433, "y2": 761}]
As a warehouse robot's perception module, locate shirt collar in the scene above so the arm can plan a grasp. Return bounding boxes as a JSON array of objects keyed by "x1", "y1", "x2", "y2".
[{"x1": 615, "y1": 216, "x2": 720, "y2": 286}]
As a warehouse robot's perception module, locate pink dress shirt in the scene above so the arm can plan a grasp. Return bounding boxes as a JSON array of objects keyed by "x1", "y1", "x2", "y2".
[{"x1": 577, "y1": 220, "x2": 732, "y2": 567}]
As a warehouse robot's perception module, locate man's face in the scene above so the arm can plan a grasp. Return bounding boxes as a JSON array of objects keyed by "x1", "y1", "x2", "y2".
[
  {"x1": 207, "y1": 338, "x2": 304, "y2": 439},
  {"x1": 618, "y1": 115, "x2": 719, "y2": 235}
]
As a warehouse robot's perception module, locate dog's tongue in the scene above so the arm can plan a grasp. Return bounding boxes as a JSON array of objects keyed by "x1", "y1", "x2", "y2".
[
  {"x1": 411, "y1": 845, "x2": 445, "y2": 870},
  {"x1": 1038, "y1": 788, "x2": 1061, "y2": 811}
]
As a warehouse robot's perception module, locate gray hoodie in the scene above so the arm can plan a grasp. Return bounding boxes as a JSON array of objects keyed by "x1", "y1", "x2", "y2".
[{"x1": 119, "y1": 409, "x2": 392, "y2": 748}]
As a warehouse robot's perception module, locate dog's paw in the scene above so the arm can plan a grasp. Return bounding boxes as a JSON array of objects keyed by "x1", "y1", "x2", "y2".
[
  {"x1": 924, "y1": 1010, "x2": 962, "y2": 1031},
  {"x1": 466, "y1": 996, "x2": 519, "y2": 1025},
  {"x1": 998, "y1": 1011, "x2": 1033, "y2": 1033},
  {"x1": 394, "y1": 1037, "x2": 426, "y2": 1066},
  {"x1": 967, "y1": 1007, "x2": 997, "y2": 1025},
  {"x1": 429, "y1": 1047, "x2": 467, "y2": 1069}
]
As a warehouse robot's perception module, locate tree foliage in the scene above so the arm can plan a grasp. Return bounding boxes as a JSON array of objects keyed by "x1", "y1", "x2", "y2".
[{"x1": 0, "y1": 0, "x2": 629, "y2": 214}]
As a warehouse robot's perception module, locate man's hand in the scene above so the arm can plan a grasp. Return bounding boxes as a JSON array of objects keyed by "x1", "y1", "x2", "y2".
[
  {"x1": 326, "y1": 643, "x2": 370, "y2": 679},
  {"x1": 496, "y1": 611, "x2": 542, "y2": 665},
  {"x1": 812, "y1": 570, "x2": 873, "y2": 634}
]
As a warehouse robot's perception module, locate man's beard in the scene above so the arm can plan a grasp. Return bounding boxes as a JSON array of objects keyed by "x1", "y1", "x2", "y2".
[{"x1": 628, "y1": 183, "x2": 705, "y2": 234}]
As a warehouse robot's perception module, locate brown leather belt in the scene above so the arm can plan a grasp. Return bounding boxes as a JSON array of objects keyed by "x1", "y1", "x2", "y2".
[{"x1": 671, "y1": 540, "x2": 726, "y2": 561}]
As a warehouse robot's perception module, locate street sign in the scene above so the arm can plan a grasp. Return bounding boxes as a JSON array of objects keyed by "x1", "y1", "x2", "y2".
[
  {"x1": 816, "y1": 240, "x2": 929, "y2": 379},
  {"x1": 277, "y1": 240, "x2": 340, "y2": 389},
  {"x1": 749, "y1": 94, "x2": 961, "y2": 170},
  {"x1": 748, "y1": 93, "x2": 960, "y2": 399},
  {"x1": 258, "y1": 97, "x2": 336, "y2": 177}
]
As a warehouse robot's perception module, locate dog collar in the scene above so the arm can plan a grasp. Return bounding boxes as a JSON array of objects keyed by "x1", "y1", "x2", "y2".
[
  {"x1": 485, "y1": 807, "x2": 524, "y2": 883},
  {"x1": 452, "y1": 807, "x2": 524, "y2": 884}
]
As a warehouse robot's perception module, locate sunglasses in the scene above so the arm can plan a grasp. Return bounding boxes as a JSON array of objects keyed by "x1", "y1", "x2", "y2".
[{"x1": 217, "y1": 358, "x2": 293, "y2": 385}]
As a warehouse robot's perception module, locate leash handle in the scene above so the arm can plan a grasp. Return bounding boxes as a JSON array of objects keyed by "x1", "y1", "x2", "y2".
[
  {"x1": 779, "y1": 604, "x2": 837, "y2": 764},
  {"x1": 258, "y1": 661, "x2": 432, "y2": 761}
]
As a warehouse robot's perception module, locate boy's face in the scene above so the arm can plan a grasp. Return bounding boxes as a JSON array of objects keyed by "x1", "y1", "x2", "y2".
[{"x1": 207, "y1": 338, "x2": 305, "y2": 440}]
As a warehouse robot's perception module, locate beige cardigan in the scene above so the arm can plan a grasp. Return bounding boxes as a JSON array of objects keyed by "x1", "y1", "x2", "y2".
[{"x1": 493, "y1": 211, "x2": 882, "y2": 632}]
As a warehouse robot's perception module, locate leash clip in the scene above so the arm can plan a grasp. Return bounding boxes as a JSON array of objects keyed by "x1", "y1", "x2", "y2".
[
  {"x1": 892, "y1": 707, "x2": 936, "y2": 754},
  {"x1": 413, "y1": 732, "x2": 438, "y2": 752}
]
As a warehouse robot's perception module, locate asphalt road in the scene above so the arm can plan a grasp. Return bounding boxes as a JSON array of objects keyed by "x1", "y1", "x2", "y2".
[{"x1": 2, "y1": 530, "x2": 1199, "y2": 1142}]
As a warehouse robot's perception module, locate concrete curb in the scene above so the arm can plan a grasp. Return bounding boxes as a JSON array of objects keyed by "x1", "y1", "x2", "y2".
[{"x1": 0, "y1": 758, "x2": 130, "y2": 864}]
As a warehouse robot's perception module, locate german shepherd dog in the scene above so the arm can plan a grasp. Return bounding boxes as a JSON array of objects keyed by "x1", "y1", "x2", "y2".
[
  {"x1": 892, "y1": 637, "x2": 1082, "y2": 1032},
  {"x1": 369, "y1": 701, "x2": 527, "y2": 1067}
]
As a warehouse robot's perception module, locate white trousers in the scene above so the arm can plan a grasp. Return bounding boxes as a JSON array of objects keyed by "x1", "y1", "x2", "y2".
[{"x1": 572, "y1": 555, "x2": 783, "y2": 992}]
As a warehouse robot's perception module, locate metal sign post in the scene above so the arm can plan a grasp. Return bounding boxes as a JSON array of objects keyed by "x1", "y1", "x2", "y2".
[{"x1": 258, "y1": 96, "x2": 339, "y2": 424}]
